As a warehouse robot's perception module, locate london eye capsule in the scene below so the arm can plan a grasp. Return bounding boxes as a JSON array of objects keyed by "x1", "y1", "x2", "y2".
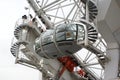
[{"x1": 35, "y1": 22, "x2": 98, "y2": 59}]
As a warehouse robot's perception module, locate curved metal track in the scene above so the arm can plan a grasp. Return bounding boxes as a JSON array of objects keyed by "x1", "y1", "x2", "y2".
[
  {"x1": 10, "y1": 41, "x2": 28, "y2": 57},
  {"x1": 14, "y1": 24, "x2": 31, "y2": 40}
]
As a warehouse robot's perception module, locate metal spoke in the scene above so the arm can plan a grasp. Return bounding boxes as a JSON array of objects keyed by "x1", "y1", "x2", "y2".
[
  {"x1": 83, "y1": 51, "x2": 92, "y2": 63},
  {"x1": 41, "y1": 0, "x2": 44, "y2": 7},
  {"x1": 43, "y1": 0, "x2": 66, "y2": 10},
  {"x1": 73, "y1": 0, "x2": 85, "y2": 16},
  {"x1": 45, "y1": 3, "x2": 74, "y2": 12},
  {"x1": 71, "y1": 7, "x2": 78, "y2": 22},
  {"x1": 53, "y1": 4, "x2": 60, "y2": 23},
  {"x1": 88, "y1": 67, "x2": 103, "y2": 79},
  {"x1": 84, "y1": 62, "x2": 99, "y2": 67},
  {"x1": 46, "y1": 14, "x2": 65, "y2": 19},
  {"x1": 43, "y1": 0, "x2": 49, "y2": 7},
  {"x1": 66, "y1": 4, "x2": 76, "y2": 21},
  {"x1": 86, "y1": 56, "x2": 97, "y2": 63},
  {"x1": 88, "y1": 66, "x2": 103, "y2": 70},
  {"x1": 60, "y1": 4, "x2": 65, "y2": 20}
]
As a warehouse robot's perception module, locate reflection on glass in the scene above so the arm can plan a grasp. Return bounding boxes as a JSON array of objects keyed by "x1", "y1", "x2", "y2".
[
  {"x1": 41, "y1": 30, "x2": 54, "y2": 45},
  {"x1": 36, "y1": 24, "x2": 85, "y2": 45},
  {"x1": 56, "y1": 32, "x2": 66, "y2": 41},
  {"x1": 35, "y1": 38, "x2": 40, "y2": 52},
  {"x1": 77, "y1": 24, "x2": 85, "y2": 41},
  {"x1": 55, "y1": 24, "x2": 85, "y2": 41}
]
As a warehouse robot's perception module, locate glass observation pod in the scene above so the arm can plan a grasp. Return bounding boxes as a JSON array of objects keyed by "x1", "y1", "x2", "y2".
[{"x1": 35, "y1": 22, "x2": 98, "y2": 59}]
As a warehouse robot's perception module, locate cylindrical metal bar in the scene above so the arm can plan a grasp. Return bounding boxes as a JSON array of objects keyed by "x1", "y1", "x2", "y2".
[
  {"x1": 86, "y1": 0, "x2": 89, "y2": 21},
  {"x1": 27, "y1": 0, "x2": 53, "y2": 29}
]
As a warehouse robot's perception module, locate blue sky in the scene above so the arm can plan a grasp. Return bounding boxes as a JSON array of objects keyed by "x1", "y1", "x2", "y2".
[{"x1": 0, "y1": 0, "x2": 40, "y2": 80}]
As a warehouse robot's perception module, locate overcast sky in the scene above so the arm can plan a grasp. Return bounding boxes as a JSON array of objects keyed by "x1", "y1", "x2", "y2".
[{"x1": 0, "y1": 0, "x2": 40, "y2": 80}]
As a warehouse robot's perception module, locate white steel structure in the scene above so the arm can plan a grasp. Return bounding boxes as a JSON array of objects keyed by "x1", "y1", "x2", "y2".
[{"x1": 10, "y1": 0, "x2": 120, "y2": 80}]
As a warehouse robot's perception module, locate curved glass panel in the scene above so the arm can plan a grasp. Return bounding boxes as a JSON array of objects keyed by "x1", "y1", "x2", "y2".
[
  {"x1": 35, "y1": 38, "x2": 40, "y2": 52},
  {"x1": 56, "y1": 24, "x2": 66, "y2": 33},
  {"x1": 41, "y1": 30, "x2": 54, "y2": 45},
  {"x1": 56, "y1": 32, "x2": 66, "y2": 41},
  {"x1": 77, "y1": 24, "x2": 85, "y2": 41},
  {"x1": 55, "y1": 24, "x2": 85, "y2": 41},
  {"x1": 65, "y1": 24, "x2": 77, "y2": 40},
  {"x1": 55, "y1": 24, "x2": 66, "y2": 41},
  {"x1": 35, "y1": 23, "x2": 85, "y2": 46}
]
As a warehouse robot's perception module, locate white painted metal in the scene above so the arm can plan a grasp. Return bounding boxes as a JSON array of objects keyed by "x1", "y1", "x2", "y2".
[{"x1": 10, "y1": 0, "x2": 120, "y2": 80}]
